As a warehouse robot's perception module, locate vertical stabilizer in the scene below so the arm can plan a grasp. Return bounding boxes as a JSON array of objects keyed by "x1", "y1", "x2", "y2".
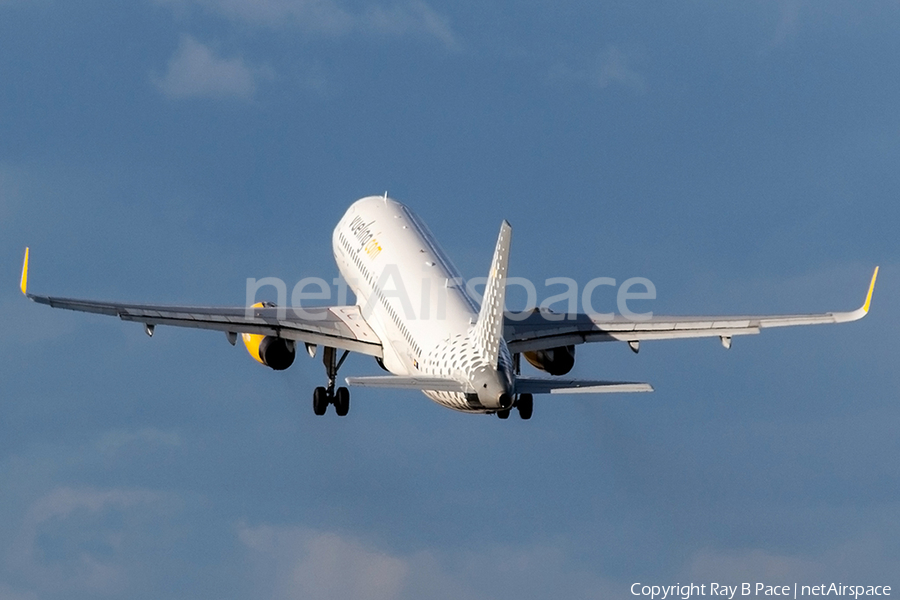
[{"x1": 473, "y1": 221, "x2": 512, "y2": 368}]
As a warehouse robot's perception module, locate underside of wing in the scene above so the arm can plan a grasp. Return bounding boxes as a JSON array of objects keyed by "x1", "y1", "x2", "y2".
[
  {"x1": 26, "y1": 293, "x2": 384, "y2": 357},
  {"x1": 505, "y1": 267, "x2": 878, "y2": 354},
  {"x1": 20, "y1": 248, "x2": 382, "y2": 356},
  {"x1": 515, "y1": 377, "x2": 653, "y2": 394}
]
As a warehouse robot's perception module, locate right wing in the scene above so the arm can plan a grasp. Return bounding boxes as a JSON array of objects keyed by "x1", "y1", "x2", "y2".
[
  {"x1": 21, "y1": 249, "x2": 383, "y2": 357},
  {"x1": 504, "y1": 267, "x2": 878, "y2": 354}
]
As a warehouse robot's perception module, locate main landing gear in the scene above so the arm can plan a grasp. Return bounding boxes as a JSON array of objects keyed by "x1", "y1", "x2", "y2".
[
  {"x1": 497, "y1": 393, "x2": 533, "y2": 420},
  {"x1": 313, "y1": 347, "x2": 350, "y2": 416},
  {"x1": 497, "y1": 353, "x2": 533, "y2": 420}
]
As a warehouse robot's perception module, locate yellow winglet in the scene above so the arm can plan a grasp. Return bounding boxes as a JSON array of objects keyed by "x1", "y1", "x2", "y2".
[
  {"x1": 20, "y1": 247, "x2": 29, "y2": 295},
  {"x1": 862, "y1": 266, "x2": 879, "y2": 314}
]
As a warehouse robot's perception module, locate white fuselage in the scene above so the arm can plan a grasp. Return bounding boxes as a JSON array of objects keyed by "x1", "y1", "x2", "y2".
[{"x1": 332, "y1": 196, "x2": 513, "y2": 412}]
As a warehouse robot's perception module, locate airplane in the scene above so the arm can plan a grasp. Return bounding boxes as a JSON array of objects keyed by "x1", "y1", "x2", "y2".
[{"x1": 20, "y1": 195, "x2": 878, "y2": 419}]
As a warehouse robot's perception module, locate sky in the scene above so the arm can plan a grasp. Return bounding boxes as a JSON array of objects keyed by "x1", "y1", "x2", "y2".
[{"x1": 1, "y1": 1, "x2": 899, "y2": 599}]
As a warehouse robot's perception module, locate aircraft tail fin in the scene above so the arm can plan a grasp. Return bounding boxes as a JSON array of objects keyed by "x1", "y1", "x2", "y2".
[{"x1": 473, "y1": 221, "x2": 511, "y2": 368}]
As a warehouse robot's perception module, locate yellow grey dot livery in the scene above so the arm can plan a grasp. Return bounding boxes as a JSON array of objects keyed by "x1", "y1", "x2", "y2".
[{"x1": 19, "y1": 196, "x2": 878, "y2": 419}]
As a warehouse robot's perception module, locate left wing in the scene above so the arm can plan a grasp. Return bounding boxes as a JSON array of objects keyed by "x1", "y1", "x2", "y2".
[
  {"x1": 504, "y1": 267, "x2": 878, "y2": 354},
  {"x1": 20, "y1": 248, "x2": 383, "y2": 357}
]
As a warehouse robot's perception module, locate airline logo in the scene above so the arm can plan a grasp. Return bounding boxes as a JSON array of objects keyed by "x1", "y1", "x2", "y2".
[{"x1": 349, "y1": 215, "x2": 382, "y2": 259}]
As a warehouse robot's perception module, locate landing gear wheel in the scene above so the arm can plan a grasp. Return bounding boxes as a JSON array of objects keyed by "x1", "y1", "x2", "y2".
[
  {"x1": 313, "y1": 386, "x2": 329, "y2": 416},
  {"x1": 517, "y1": 393, "x2": 533, "y2": 420},
  {"x1": 497, "y1": 409, "x2": 510, "y2": 419},
  {"x1": 334, "y1": 386, "x2": 350, "y2": 417},
  {"x1": 316, "y1": 347, "x2": 349, "y2": 417}
]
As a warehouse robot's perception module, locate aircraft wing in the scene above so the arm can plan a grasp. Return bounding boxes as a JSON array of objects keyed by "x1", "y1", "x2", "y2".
[
  {"x1": 20, "y1": 250, "x2": 383, "y2": 357},
  {"x1": 504, "y1": 267, "x2": 878, "y2": 354}
]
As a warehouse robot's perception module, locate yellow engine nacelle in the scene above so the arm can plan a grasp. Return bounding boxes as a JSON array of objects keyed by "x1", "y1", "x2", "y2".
[
  {"x1": 523, "y1": 345, "x2": 575, "y2": 376},
  {"x1": 242, "y1": 302, "x2": 296, "y2": 371}
]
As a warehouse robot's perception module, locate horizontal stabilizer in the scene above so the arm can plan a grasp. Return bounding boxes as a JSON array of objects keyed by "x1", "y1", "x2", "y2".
[
  {"x1": 515, "y1": 377, "x2": 653, "y2": 395},
  {"x1": 345, "y1": 376, "x2": 474, "y2": 393}
]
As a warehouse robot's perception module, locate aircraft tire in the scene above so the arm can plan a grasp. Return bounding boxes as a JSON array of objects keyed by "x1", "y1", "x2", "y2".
[
  {"x1": 517, "y1": 393, "x2": 533, "y2": 420},
  {"x1": 313, "y1": 386, "x2": 329, "y2": 416},
  {"x1": 334, "y1": 387, "x2": 350, "y2": 417}
]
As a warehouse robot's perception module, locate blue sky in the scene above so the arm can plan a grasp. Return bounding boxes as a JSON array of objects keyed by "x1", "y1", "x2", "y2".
[{"x1": 1, "y1": 1, "x2": 898, "y2": 598}]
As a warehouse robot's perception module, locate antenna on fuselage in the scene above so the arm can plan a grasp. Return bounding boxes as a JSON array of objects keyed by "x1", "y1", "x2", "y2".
[{"x1": 383, "y1": 191, "x2": 388, "y2": 203}]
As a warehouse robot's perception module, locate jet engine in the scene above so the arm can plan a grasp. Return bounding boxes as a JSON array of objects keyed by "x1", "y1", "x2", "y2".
[
  {"x1": 523, "y1": 345, "x2": 575, "y2": 376},
  {"x1": 242, "y1": 302, "x2": 295, "y2": 370},
  {"x1": 243, "y1": 333, "x2": 296, "y2": 370}
]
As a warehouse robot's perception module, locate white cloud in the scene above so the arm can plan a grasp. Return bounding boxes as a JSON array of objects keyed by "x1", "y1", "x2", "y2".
[
  {"x1": 95, "y1": 428, "x2": 181, "y2": 456},
  {"x1": 5, "y1": 486, "x2": 172, "y2": 596},
  {"x1": 550, "y1": 45, "x2": 647, "y2": 94},
  {"x1": 362, "y1": 1, "x2": 459, "y2": 50},
  {"x1": 238, "y1": 524, "x2": 623, "y2": 600},
  {"x1": 201, "y1": 0, "x2": 353, "y2": 33},
  {"x1": 153, "y1": 35, "x2": 273, "y2": 100},
  {"x1": 687, "y1": 548, "x2": 825, "y2": 581},
  {"x1": 239, "y1": 525, "x2": 409, "y2": 600},
  {"x1": 0, "y1": 584, "x2": 38, "y2": 600},
  {"x1": 767, "y1": 0, "x2": 804, "y2": 51},
  {"x1": 686, "y1": 534, "x2": 900, "y2": 582},
  {"x1": 595, "y1": 46, "x2": 646, "y2": 92},
  {"x1": 22, "y1": 487, "x2": 161, "y2": 526},
  {"x1": 155, "y1": 0, "x2": 460, "y2": 50}
]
